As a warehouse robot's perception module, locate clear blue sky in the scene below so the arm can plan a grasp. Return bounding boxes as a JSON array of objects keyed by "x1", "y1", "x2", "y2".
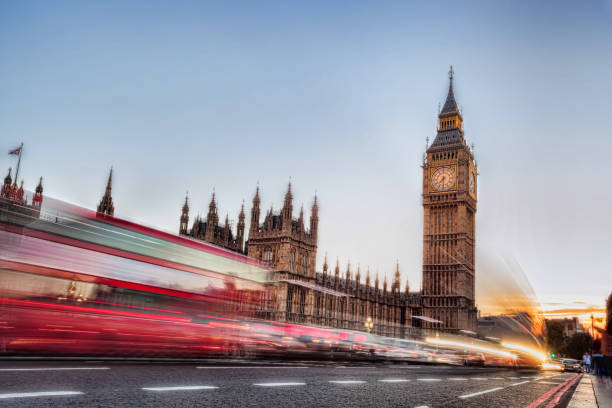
[{"x1": 1, "y1": 1, "x2": 611, "y2": 312}]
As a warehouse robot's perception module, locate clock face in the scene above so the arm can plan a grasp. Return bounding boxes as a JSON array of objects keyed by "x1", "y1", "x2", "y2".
[
  {"x1": 431, "y1": 167, "x2": 455, "y2": 191},
  {"x1": 469, "y1": 171, "x2": 475, "y2": 194}
]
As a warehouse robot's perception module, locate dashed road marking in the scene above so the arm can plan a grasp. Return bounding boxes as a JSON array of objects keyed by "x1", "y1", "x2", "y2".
[
  {"x1": 471, "y1": 377, "x2": 488, "y2": 380},
  {"x1": 378, "y1": 379, "x2": 411, "y2": 383},
  {"x1": 196, "y1": 366, "x2": 308, "y2": 369},
  {"x1": 511, "y1": 381, "x2": 530, "y2": 386},
  {"x1": 254, "y1": 382, "x2": 306, "y2": 387},
  {"x1": 142, "y1": 386, "x2": 218, "y2": 391},
  {"x1": 488, "y1": 377, "x2": 505, "y2": 380},
  {"x1": 329, "y1": 380, "x2": 366, "y2": 384},
  {"x1": 417, "y1": 378, "x2": 441, "y2": 382},
  {"x1": 449, "y1": 378, "x2": 468, "y2": 381},
  {"x1": 0, "y1": 391, "x2": 84, "y2": 399},
  {"x1": 0, "y1": 367, "x2": 110, "y2": 371},
  {"x1": 459, "y1": 387, "x2": 504, "y2": 399}
]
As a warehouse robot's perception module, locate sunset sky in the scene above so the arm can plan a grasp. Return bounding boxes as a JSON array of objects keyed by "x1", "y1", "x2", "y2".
[{"x1": 1, "y1": 1, "x2": 610, "y2": 319}]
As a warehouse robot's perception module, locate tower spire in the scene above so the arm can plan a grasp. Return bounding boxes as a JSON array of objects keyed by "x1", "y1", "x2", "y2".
[
  {"x1": 429, "y1": 66, "x2": 464, "y2": 152},
  {"x1": 250, "y1": 184, "x2": 261, "y2": 233},
  {"x1": 179, "y1": 192, "x2": 189, "y2": 235},
  {"x1": 97, "y1": 167, "x2": 115, "y2": 216},
  {"x1": 440, "y1": 65, "x2": 459, "y2": 115}
]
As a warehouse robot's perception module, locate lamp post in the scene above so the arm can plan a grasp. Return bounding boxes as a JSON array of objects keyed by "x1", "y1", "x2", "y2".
[
  {"x1": 591, "y1": 313, "x2": 594, "y2": 356},
  {"x1": 364, "y1": 317, "x2": 373, "y2": 333}
]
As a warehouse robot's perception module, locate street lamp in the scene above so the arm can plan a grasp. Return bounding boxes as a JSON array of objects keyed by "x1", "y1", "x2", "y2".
[
  {"x1": 591, "y1": 313, "x2": 594, "y2": 355},
  {"x1": 364, "y1": 317, "x2": 374, "y2": 333}
]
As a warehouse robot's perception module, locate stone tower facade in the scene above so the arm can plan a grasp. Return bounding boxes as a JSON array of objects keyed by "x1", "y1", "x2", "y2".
[
  {"x1": 421, "y1": 67, "x2": 478, "y2": 332},
  {"x1": 246, "y1": 183, "x2": 318, "y2": 276},
  {"x1": 246, "y1": 183, "x2": 319, "y2": 323}
]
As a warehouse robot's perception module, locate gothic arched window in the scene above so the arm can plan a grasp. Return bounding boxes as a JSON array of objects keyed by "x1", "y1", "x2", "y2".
[
  {"x1": 301, "y1": 254, "x2": 307, "y2": 273},
  {"x1": 263, "y1": 247, "x2": 273, "y2": 265},
  {"x1": 289, "y1": 250, "x2": 295, "y2": 272}
]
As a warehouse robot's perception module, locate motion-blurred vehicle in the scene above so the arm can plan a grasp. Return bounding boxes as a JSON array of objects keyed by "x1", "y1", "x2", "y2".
[
  {"x1": 560, "y1": 358, "x2": 582, "y2": 372},
  {"x1": 463, "y1": 352, "x2": 486, "y2": 366},
  {"x1": 541, "y1": 359, "x2": 564, "y2": 371}
]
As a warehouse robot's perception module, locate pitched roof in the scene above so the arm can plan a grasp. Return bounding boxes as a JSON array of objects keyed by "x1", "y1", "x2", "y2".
[
  {"x1": 440, "y1": 78, "x2": 459, "y2": 115},
  {"x1": 427, "y1": 129, "x2": 464, "y2": 152}
]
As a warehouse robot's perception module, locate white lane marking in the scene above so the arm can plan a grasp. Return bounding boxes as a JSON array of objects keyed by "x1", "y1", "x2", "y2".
[
  {"x1": 417, "y1": 378, "x2": 441, "y2": 382},
  {"x1": 471, "y1": 377, "x2": 488, "y2": 380},
  {"x1": 459, "y1": 387, "x2": 504, "y2": 399},
  {"x1": 0, "y1": 367, "x2": 110, "y2": 371},
  {"x1": 196, "y1": 366, "x2": 308, "y2": 369},
  {"x1": 0, "y1": 391, "x2": 83, "y2": 399},
  {"x1": 488, "y1": 377, "x2": 505, "y2": 380},
  {"x1": 142, "y1": 386, "x2": 218, "y2": 391},
  {"x1": 329, "y1": 380, "x2": 366, "y2": 384},
  {"x1": 511, "y1": 381, "x2": 530, "y2": 386},
  {"x1": 378, "y1": 379, "x2": 411, "y2": 383},
  {"x1": 449, "y1": 378, "x2": 468, "y2": 381},
  {"x1": 414, "y1": 406, "x2": 430, "y2": 408},
  {"x1": 253, "y1": 382, "x2": 306, "y2": 387},
  {"x1": 507, "y1": 376, "x2": 520, "y2": 379}
]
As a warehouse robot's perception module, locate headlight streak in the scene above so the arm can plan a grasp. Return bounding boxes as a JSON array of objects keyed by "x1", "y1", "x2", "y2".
[
  {"x1": 425, "y1": 337, "x2": 517, "y2": 359},
  {"x1": 501, "y1": 342, "x2": 547, "y2": 361}
]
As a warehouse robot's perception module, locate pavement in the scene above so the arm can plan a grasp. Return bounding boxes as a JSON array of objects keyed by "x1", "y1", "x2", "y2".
[
  {"x1": 591, "y1": 374, "x2": 612, "y2": 408},
  {"x1": 0, "y1": 360, "x2": 586, "y2": 407}
]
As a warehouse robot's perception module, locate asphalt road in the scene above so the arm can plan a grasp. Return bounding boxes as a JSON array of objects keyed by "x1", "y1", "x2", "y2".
[{"x1": 0, "y1": 361, "x2": 581, "y2": 407}]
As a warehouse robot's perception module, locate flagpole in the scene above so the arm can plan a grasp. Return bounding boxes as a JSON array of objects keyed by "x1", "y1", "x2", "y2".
[{"x1": 13, "y1": 142, "x2": 23, "y2": 186}]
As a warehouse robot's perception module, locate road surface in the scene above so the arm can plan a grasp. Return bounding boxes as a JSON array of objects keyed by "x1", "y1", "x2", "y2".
[{"x1": 0, "y1": 360, "x2": 581, "y2": 407}]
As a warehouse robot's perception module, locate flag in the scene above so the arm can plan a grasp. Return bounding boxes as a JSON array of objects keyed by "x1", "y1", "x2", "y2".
[{"x1": 9, "y1": 147, "x2": 21, "y2": 156}]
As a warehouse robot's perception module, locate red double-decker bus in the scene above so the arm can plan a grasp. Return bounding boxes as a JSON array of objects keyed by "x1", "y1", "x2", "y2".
[{"x1": 0, "y1": 196, "x2": 273, "y2": 357}]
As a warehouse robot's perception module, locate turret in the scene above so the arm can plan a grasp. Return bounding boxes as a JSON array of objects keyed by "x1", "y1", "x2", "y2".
[
  {"x1": 16, "y1": 180, "x2": 24, "y2": 202},
  {"x1": 392, "y1": 261, "x2": 401, "y2": 294},
  {"x1": 32, "y1": 176, "x2": 43, "y2": 208},
  {"x1": 310, "y1": 194, "x2": 319, "y2": 241},
  {"x1": 345, "y1": 261, "x2": 351, "y2": 287},
  {"x1": 1, "y1": 168, "x2": 12, "y2": 198},
  {"x1": 375, "y1": 272, "x2": 380, "y2": 295},
  {"x1": 322, "y1": 253, "x2": 328, "y2": 277},
  {"x1": 97, "y1": 168, "x2": 115, "y2": 216},
  {"x1": 334, "y1": 258, "x2": 340, "y2": 289},
  {"x1": 250, "y1": 186, "x2": 261, "y2": 233},
  {"x1": 205, "y1": 191, "x2": 218, "y2": 240},
  {"x1": 282, "y1": 182, "x2": 293, "y2": 228},
  {"x1": 237, "y1": 202, "x2": 245, "y2": 251},
  {"x1": 298, "y1": 205, "x2": 304, "y2": 233},
  {"x1": 179, "y1": 193, "x2": 189, "y2": 235},
  {"x1": 224, "y1": 213, "x2": 231, "y2": 240}
]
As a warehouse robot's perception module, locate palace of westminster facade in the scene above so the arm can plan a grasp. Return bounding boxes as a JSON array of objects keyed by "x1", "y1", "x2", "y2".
[{"x1": 96, "y1": 70, "x2": 479, "y2": 336}]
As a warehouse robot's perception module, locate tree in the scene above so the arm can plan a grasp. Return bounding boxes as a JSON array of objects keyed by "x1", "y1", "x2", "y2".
[
  {"x1": 545, "y1": 320, "x2": 565, "y2": 356},
  {"x1": 562, "y1": 333, "x2": 592, "y2": 360},
  {"x1": 606, "y1": 292, "x2": 612, "y2": 335}
]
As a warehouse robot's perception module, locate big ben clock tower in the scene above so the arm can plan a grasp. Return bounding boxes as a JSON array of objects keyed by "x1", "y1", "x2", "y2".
[{"x1": 422, "y1": 67, "x2": 478, "y2": 332}]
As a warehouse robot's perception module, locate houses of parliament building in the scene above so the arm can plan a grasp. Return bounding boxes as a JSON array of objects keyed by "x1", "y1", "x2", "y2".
[{"x1": 101, "y1": 69, "x2": 479, "y2": 336}]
